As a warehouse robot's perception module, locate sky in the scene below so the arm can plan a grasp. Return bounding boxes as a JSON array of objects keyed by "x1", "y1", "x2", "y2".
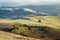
[{"x1": 0, "y1": 0, "x2": 60, "y2": 6}]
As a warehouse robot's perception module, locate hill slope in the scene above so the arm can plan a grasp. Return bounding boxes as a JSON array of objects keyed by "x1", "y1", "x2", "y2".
[{"x1": 0, "y1": 31, "x2": 40, "y2": 40}]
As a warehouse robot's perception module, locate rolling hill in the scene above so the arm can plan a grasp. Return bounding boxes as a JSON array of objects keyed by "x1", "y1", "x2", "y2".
[
  {"x1": 0, "y1": 16, "x2": 60, "y2": 40},
  {"x1": 0, "y1": 31, "x2": 41, "y2": 40}
]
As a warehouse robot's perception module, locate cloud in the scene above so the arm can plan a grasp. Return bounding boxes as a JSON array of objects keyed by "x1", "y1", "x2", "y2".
[
  {"x1": 24, "y1": 8, "x2": 37, "y2": 13},
  {"x1": 0, "y1": 0, "x2": 60, "y2": 6}
]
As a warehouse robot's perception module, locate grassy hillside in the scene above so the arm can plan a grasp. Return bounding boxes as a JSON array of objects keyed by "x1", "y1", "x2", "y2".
[
  {"x1": 0, "y1": 16, "x2": 60, "y2": 40},
  {"x1": 0, "y1": 31, "x2": 41, "y2": 40}
]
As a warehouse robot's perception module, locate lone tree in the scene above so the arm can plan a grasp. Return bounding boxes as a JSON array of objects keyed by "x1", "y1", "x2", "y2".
[{"x1": 38, "y1": 19, "x2": 41, "y2": 23}]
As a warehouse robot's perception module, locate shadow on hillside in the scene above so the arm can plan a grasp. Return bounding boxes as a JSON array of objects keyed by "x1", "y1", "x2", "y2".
[{"x1": 0, "y1": 23, "x2": 60, "y2": 40}]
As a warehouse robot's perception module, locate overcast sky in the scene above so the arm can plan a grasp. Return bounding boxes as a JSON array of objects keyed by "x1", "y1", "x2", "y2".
[{"x1": 0, "y1": 0, "x2": 60, "y2": 6}]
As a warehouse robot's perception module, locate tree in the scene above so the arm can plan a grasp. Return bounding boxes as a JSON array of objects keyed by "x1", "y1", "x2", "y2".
[{"x1": 38, "y1": 20, "x2": 41, "y2": 23}]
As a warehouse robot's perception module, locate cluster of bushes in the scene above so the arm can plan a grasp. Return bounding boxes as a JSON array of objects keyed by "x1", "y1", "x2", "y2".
[
  {"x1": 1, "y1": 23, "x2": 60, "y2": 40},
  {"x1": 0, "y1": 23, "x2": 49, "y2": 38}
]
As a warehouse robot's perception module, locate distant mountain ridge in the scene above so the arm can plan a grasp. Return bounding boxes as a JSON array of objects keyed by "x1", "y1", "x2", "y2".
[
  {"x1": 23, "y1": 5, "x2": 60, "y2": 16},
  {"x1": 0, "y1": 7, "x2": 47, "y2": 18},
  {"x1": 0, "y1": 4, "x2": 60, "y2": 18}
]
